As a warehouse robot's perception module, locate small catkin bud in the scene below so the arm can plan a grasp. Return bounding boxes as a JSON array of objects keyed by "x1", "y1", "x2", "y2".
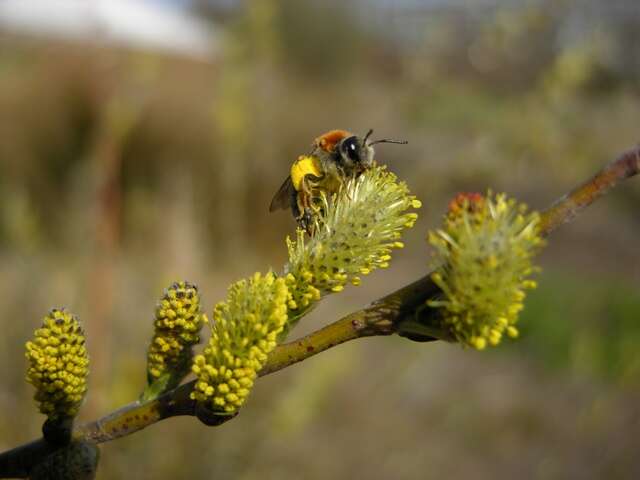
[
  {"x1": 146, "y1": 281, "x2": 205, "y2": 391},
  {"x1": 190, "y1": 272, "x2": 289, "y2": 415},
  {"x1": 426, "y1": 192, "x2": 544, "y2": 349},
  {"x1": 285, "y1": 166, "x2": 421, "y2": 326},
  {"x1": 25, "y1": 308, "x2": 89, "y2": 421}
]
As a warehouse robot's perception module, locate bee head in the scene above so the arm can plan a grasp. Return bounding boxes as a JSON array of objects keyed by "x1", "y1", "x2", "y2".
[
  {"x1": 337, "y1": 129, "x2": 406, "y2": 174},
  {"x1": 337, "y1": 130, "x2": 375, "y2": 173}
]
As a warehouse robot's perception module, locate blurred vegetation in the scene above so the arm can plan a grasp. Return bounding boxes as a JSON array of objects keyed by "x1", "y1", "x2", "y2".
[
  {"x1": 1, "y1": 0, "x2": 639, "y2": 478},
  {"x1": 518, "y1": 271, "x2": 640, "y2": 384}
]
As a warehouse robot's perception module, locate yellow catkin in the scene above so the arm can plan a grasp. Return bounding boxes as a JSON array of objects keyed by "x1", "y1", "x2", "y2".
[
  {"x1": 147, "y1": 281, "x2": 205, "y2": 385},
  {"x1": 285, "y1": 166, "x2": 421, "y2": 325},
  {"x1": 427, "y1": 192, "x2": 544, "y2": 349},
  {"x1": 190, "y1": 272, "x2": 289, "y2": 414},
  {"x1": 25, "y1": 308, "x2": 89, "y2": 420}
]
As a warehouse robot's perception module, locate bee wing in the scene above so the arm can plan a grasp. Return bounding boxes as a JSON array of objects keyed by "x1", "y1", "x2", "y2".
[{"x1": 269, "y1": 176, "x2": 295, "y2": 212}]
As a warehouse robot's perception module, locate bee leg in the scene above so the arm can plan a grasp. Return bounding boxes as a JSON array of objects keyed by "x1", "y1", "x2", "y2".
[
  {"x1": 300, "y1": 188, "x2": 319, "y2": 235},
  {"x1": 296, "y1": 210, "x2": 314, "y2": 234},
  {"x1": 300, "y1": 195, "x2": 317, "y2": 235},
  {"x1": 301, "y1": 208, "x2": 316, "y2": 235},
  {"x1": 303, "y1": 176, "x2": 323, "y2": 214},
  {"x1": 299, "y1": 177, "x2": 319, "y2": 213},
  {"x1": 292, "y1": 187, "x2": 314, "y2": 234},
  {"x1": 291, "y1": 185, "x2": 304, "y2": 220},
  {"x1": 308, "y1": 192, "x2": 323, "y2": 215}
]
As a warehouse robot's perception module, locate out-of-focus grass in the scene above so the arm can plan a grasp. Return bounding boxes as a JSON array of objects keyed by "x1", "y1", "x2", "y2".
[{"x1": 517, "y1": 271, "x2": 640, "y2": 385}]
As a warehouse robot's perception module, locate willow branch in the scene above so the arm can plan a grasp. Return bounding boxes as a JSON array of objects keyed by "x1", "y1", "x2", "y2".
[
  {"x1": 263, "y1": 145, "x2": 640, "y2": 373},
  {"x1": 1, "y1": 145, "x2": 638, "y2": 478},
  {"x1": 538, "y1": 145, "x2": 640, "y2": 235}
]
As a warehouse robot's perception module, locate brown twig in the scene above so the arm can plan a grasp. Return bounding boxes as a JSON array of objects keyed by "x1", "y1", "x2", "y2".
[
  {"x1": 1, "y1": 145, "x2": 638, "y2": 478},
  {"x1": 538, "y1": 145, "x2": 640, "y2": 236}
]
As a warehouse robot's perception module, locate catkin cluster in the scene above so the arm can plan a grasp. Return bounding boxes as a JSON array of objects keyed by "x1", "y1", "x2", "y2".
[
  {"x1": 285, "y1": 166, "x2": 421, "y2": 318},
  {"x1": 428, "y1": 192, "x2": 543, "y2": 349},
  {"x1": 191, "y1": 272, "x2": 289, "y2": 414},
  {"x1": 147, "y1": 281, "x2": 205, "y2": 386},
  {"x1": 25, "y1": 308, "x2": 89, "y2": 420}
]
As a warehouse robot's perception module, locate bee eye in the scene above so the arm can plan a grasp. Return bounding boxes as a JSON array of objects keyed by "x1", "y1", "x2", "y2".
[{"x1": 341, "y1": 137, "x2": 360, "y2": 162}]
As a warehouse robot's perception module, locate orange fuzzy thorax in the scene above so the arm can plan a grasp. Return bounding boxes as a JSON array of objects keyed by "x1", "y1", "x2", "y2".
[{"x1": 314, "y1": 129, "x2": 352, "y2": 153}]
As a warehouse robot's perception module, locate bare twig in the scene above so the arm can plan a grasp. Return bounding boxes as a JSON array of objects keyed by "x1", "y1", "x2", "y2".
[{"x1": 538, "y1": 145, "x2": 640, "y2": 236}]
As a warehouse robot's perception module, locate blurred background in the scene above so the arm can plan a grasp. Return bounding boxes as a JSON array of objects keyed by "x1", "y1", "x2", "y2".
[{"x1": 0, "y1": 0, "x2": 639, "y2": 478}]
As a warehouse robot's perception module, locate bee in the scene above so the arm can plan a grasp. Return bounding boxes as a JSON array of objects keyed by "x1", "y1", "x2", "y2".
[{"x1": 269, "y1": 129, "x2": 407, "y2": 233}]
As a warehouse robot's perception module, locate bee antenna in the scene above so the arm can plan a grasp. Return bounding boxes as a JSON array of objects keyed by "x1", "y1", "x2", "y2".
[
  {"x1": 363, "y1": 128, "x2": 374, "y2": 144},
  {"x1": 370, "y1": 138, "x2": 408, "y2": 146}
]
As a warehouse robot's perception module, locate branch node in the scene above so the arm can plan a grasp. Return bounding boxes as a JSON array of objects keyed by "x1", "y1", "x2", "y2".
[{"x1": 195, "y1": 403, "x2": 237, "y2": 427}]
